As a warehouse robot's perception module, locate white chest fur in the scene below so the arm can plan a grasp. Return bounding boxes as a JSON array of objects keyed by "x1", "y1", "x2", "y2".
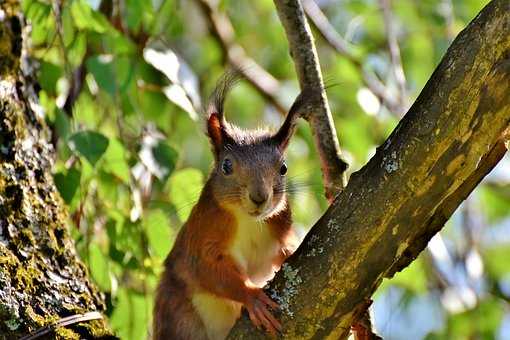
[{"x1": 229, "y1": 211, "x2": 282, "y2": 287}]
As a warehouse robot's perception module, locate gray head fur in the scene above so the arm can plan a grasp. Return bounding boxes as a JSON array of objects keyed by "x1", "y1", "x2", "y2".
[{"x1": 205, "y1": 70, "x2": 302, "y2": 219}]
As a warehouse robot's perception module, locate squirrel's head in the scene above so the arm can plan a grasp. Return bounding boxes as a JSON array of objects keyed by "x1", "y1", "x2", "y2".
[{"x1": 206, "y1": 70, "x2": 304, "y2": 219}]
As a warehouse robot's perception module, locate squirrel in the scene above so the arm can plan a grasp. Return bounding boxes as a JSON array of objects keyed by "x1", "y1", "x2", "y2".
[{"x1": 153, "y1": 71, "x2": 306, "y2": 340}]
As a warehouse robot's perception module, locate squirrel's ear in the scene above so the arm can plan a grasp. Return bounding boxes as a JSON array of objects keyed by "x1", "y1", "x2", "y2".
[
  {"x1": 273, "y1": 90, "x2": 308, "y2": 150},
  {"x1": 207, "y1": 112, "x2": 226, "y2": 154}
]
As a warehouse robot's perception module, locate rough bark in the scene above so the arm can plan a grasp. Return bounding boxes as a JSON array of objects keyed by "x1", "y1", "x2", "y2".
[
  {"x1": 274, "y1": 0, "x2": 349, "y2": 200},
  {"x1": 0, "y1": 3, "x2": 112, "y2": 339},
  {"x1": 229, "y1": 0, "x2": 509, "y2": 338}
]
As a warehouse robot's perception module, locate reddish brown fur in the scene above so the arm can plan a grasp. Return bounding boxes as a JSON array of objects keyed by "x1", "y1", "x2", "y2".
[{"x1": 154, "y1": 182, "x2": 294, "y2": 340}]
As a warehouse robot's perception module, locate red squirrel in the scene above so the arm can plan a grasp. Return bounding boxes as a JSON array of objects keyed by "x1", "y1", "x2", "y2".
[{"x1": 153, "y1": 71, "x2": 305, "y2": 340}]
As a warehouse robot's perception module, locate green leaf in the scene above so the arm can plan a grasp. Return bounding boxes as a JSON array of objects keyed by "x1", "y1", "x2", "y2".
[
  {"x1": 479, "y1": 186, "x2": 510, "y2": 223},
  {"x1": 73, "y1": 92, "x2": 98, "y2": 127},
  {"x1": 484, "y1": 246, "x2": 510, "y2": 278},
  {"x1": 125, "y1": 0, "x2": 152, "y2": 31},
  {"x1": 61, "y1": 6, "x2": 75, "y2": 47},
  {"x1": 67, "y1": 32, "x2": 87, "y2": 67},
  {"x1": 97, "y1": 171, "x2": 119, "y2": 204},
  {"x1": 54, "y1": 109, "x2": 71, "y2": 141},
  {"x1": 102, "y1": 31, "x2": 137, "y2": 55},
  {"x1": 38, "y1": 62, "x2": 62, "y2": 95},
  {"x1": 376, "y1": 257, "x2": 428, "y2": 296},
  {"x1": 54, "y1": 167, "x2": 81, "y2": 204},
  {"x1": 24, "y1": 0, "x2": 51, "y2": 25},
  {"x1": 110, "y1": 288, "x2": 151, "y2": 340},
  {"x1": 24, "y1": 0, "x2": 54, "y2": 45},
  {"x1": 167, "y1": 168, "x2": 204, "y2": 221},
  {"x1": 71, "y1": 0, "x2": 109, "y2": 33},
  {"x1": 68, "y1": 130, "x2": 109, "y2": 166},
  {"x1": 88, "y1": 242, "x2": 111, "y2": 291},
  {"x1": 102, "y1": 138, "x2": 130, "y2": 183},
  {"x1": 444, "y1": 298, "x2": 503, "y2": 339},
  {"x1": 152, "y1": 142, "x2": 178, "y2": 181},
  {"x1": 144, "y1": 209, "x2": 174, "y2": 259},
  {"x1": 86, "y1": 55, "x2": 116, "y2": 95}
]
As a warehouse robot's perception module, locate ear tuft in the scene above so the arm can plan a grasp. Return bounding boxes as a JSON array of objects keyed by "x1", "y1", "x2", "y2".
[{"x1": 205, "y1": 69, "x2": 243, "y2": 157}]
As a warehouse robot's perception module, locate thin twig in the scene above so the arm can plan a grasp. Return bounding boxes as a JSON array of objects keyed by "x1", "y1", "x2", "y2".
[
  {"x1": 274, "y1": 0, "x2": 348, "y2": 201},
  {"x1": 379, "y1": 0, "x2": 408, "y2": 112},
  {"x1": 20, "y1": 312, "x2": 103, "y2": 340},
  {"x1": 195, "y1": 0, "x2": 287, "y2": 116},
  {"x1": 302, "y1": 0, "x2": 404, "y2": 116}
]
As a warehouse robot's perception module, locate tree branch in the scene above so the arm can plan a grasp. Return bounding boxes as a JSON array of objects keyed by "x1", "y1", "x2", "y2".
[
  {"x1": 195, "y1": 0, "x2": 287, "y2": 116},
  {"x1": 302, "y1": 0, "x2": 404, "y2": 116},
  {"x1": 273, "y1": 0, "x2": 349, "y2": 201},
  {"x1": 229, "y1": 0, "x2": 509, "y2": 338}
]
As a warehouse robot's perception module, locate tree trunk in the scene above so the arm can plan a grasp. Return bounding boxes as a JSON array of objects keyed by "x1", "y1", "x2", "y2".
[
  {"x1": 1, "y1": 0, "x2": 509, "y2": 339},
  {"x1": 0, "y1": 3, "x2": 112, "y2": 339},
  {"x1": 229, "y1": 0, "x2": 509, "y2": 338}
]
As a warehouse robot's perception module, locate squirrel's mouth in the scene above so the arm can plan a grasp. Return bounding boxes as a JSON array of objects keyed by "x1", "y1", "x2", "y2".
[
  {"x1": 244, "y1": 195, "x2": 285, "y2": 220},
  {"x1": 247, "y1": 205, "x2": 278, "y2": 220},
  {"x1": 247, "y1": 206, "x2": 270, "y2": 219},
  {"x1": 248, "y1": 209, "x2": 264, "y2": 217}
]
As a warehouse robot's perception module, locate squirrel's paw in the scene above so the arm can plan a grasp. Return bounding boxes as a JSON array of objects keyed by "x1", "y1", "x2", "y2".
[{"x1": 245, "y1": 289, "x2": 282, "y2": 336}]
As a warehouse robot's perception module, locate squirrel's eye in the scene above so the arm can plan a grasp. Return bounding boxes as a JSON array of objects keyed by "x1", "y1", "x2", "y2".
[
  {"x1": 280, "y1": 162, "x2": 287, "y2": 176},
  {"x1": 222, "y1": 158, "x2": 233, "y2": 175}
]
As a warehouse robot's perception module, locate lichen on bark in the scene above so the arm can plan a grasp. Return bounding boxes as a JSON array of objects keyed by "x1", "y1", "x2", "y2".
[{"x1": 0, "y1": 3, "x2": 112, "y2": 339}]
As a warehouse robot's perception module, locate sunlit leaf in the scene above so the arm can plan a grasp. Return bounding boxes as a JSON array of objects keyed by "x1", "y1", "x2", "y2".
[
  {"x1": 67, "y1": 32, "x2": 87, "y2": 67},
  {"x1": 71, "y1": 0, "x2": 109, "y2": 33},
  {"x1": 144, "y1": 209, "x2": 174, "y2": 259},
  {"x1": 102, "y1": 138, "x2": 130, "y2": 183},
  {"x1": 376, "y1": 258, "x2": 428, "y2": 295},
  {"x1": 163, "y1": 84, "x2": 198, "y2": 120},
  {"x1": 168, "y1": 168, "x2": 204, "y2": 222},
  {"x1": 139, "y1": 133, "x2": 179, "y2": 182},
  {"x1": 62, "y1": 6, "x2": 75, "y2": 47},
  {"x1": 125, "y1": 0, "x2": 154, "y2": 31},
  {"x1": 97, "y1": 171, "x2": 119, "y2": 204},
  {"x1": 143, "y1": 41, "x2": 201, "y2": 119},
  {"x1": 479, "y1": 186, "x2": 510, "y2": 223},
  {"x1": 24, "y1": 0, "x2": 50, "y2": 25},
  {"x1": 88, "y1": 242, "x2": 111, "y2": 291},
  {"x1": 484, "y1": 246, "x2": 510, "y2": 278},
  {"x1": 110, "y1": 288, "x2": 151, "y2": 340}
]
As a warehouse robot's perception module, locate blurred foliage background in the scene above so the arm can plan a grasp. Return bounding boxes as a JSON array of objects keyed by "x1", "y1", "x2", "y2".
[{"x1": 21, "y1": 0, "x2": 509, "y2": 339}]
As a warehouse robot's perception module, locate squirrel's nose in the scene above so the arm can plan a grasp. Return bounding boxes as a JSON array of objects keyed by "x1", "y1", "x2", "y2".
[{"x1": 249, "y1": 192, "x2": 268, "y2": 206}]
